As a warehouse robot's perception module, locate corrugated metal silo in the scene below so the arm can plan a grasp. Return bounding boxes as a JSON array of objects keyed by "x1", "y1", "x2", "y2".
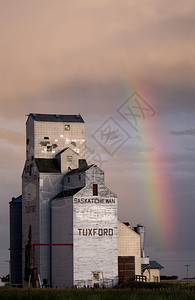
[
  {"x1": 9, "y1": 195, "x2": 22, "y2": 286},
  {"x1": 134, "y1": 224, "x2": 146, "y2": 258}
]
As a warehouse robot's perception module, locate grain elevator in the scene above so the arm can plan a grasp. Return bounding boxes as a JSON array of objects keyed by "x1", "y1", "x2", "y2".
[
  {"x1": 9, "y1": 113, "x2": 163, "y2": 287},
  {"x1": 21, "y1": 113, "x2": 118, "y2": 287}
]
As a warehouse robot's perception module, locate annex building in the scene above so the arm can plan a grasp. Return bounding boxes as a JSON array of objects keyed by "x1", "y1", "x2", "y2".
[{"x1": 9, "y1": 113, "x2": 163, "y2": 288}]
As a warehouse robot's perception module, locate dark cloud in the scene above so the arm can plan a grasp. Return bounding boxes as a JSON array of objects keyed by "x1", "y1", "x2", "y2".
[
  {"x1": 170, "y1": 129, "x2": 195, "y2": 136},
  {"x1": 121, "y1": 150, "x2": 195, "y2": 166},
  {"x1": 185, "y1": 147, "x2": 195, "y2": 152}
]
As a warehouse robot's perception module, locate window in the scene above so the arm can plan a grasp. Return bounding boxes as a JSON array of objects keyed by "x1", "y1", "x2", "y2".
[
  {"x1": 79, "y1": 174, "x2": 81, "y2": 180},
  {"x1": 47, "y1": 146, "x2": 52, "y2": 152},
  {"x1": 26, "y1": 138, "x2": 29, "y2": 145},
  {"x1": 68, "y1": 177, "x2": 70, "y2": 183},
  {"x1": 67, "y1": 156, "x2": 72, "y2": 162},
  {"x1": 52, "y1": 144, "x2": 58, "y2": 149},
  {"x1": 65, "y1": 125, "x2": 70, "y2": 131},
  {"x1": 92, "y1": 272, "x2": 99, "y2": 280},
  {"x1": 93, "y1": 184, "x2": 98, "y2": 196},
  {"x1": 44, "y1": 137, "x2": 49, "y2": 140},
  {"x1": 43, "y1": 279, "x2": 48, "y2": 286},
  {"x1": 71, "y1": 141, "x2": 76, "y2": 147}
]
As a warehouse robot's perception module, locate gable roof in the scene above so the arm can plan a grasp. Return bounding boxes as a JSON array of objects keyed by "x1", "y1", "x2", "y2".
[
  {"x1": 142, "y1": 261, "x2": 164, "y2": 270},
  {"x1": 10, "y1": 195, "x2": 22, "y2": 203},
  {"x1": 57, "y1": 147, "x2": 79, "y2": 156},
  {"x1": 28, "y1": 113, "x2": 84, "y2": 123},
  {"x1": 35, "y1": 158, "x2": 60, "y2": 173},
  {"x1": 149, "y1": 261, "x2": 164, "y2": 269},
  {"x1": 65, "y1": 164, "x2": 93, "y2": 175}
]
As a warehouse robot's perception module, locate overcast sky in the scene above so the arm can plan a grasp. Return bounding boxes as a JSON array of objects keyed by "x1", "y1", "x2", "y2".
[{"x1": 0, "y1": 0, "x2": 195, "y2": 278}]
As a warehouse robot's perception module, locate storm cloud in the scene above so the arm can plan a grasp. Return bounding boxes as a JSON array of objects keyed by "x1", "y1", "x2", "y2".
[{"x1": 170, "y1": 129, "x2": 195, "y2": 136}]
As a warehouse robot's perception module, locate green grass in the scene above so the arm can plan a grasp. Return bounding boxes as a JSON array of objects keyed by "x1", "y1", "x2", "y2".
[{"x1": 1, "y1": 282, "x2": 195, "y2": 300}]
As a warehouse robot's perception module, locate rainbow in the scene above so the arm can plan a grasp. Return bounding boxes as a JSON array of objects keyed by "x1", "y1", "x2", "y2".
[
  {"x1": 139, "y1": 122, "x2": 178, "y2": 250},
  {"x1": 123, "y1": 82, "x2": 178, "y2": 250}
]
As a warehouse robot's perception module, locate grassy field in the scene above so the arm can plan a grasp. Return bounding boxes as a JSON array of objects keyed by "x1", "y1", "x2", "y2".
[{"x1": 0, "y1": 281, "x2": 195, "y2": 300}]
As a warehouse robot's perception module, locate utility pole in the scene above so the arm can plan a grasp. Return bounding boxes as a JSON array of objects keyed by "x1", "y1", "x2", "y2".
[{"x1": 185, "y1": 264, "x2": 190, "y2": 279}]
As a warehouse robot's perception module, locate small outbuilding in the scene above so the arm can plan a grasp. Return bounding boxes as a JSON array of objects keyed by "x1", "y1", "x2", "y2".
[{"x1": 143, "y1": 261, "x2": 164, "y2": 282}]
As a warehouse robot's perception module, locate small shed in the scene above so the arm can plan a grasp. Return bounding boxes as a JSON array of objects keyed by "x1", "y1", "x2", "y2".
[{"x1": 143, "y1": 261, "x2": 164, "y2": 282}]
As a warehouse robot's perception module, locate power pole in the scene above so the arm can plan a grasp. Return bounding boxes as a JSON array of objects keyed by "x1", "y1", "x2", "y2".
[{"x1": 185, "y1": 264, "x2": 190, "y2": 279}]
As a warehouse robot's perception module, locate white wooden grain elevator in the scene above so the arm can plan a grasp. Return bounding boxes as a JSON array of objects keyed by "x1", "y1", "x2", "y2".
[{"x1": 21, "y1": 113, "x2": 118, "y2": 288}]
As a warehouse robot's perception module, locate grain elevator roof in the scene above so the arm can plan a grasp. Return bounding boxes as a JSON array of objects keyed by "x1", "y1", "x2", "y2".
[{"x1": 28, "y1": 113, "x2": 84, "y2": 123}]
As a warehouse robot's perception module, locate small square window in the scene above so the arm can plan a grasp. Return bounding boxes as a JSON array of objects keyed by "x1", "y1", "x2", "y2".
[
  {"x1": 67, "y1": 156, "x2": 72, "y2": 162},
  {"x1": 65, "y1": 125, "x2": 70, "y2": 131},
  {"x1": 47, "y1": 146, "x2": 52, "y2": 152},
  {"x1": 93, "y1": 272, "x2": 99, "y2": 280}
]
